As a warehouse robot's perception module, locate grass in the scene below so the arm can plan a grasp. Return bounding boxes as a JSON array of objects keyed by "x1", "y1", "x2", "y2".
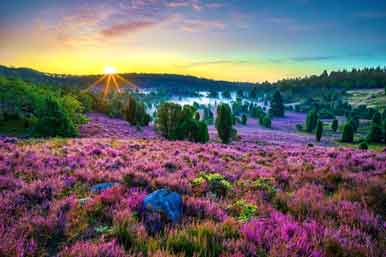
[{"x1": 345, "y1": 88, "x2": 386, "y2": 110}]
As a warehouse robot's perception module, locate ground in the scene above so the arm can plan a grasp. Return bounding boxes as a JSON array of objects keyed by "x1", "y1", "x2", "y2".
[{"x1": 0, "y1": 113, "x2": 385, "y2": 257}]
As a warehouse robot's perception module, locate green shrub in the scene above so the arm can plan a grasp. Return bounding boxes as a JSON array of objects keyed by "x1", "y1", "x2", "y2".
[
  {"x1": 331, "y1": 119, "x2": 338, "y2": 132},
  {"x1": 269, "y1": 90, "x2": 284, "y2": 117},
  {"x1": 241, "y1": 114, "x2": 247, "y2": 125},
  {"x1": 227, "y1": 200, "x2": 258, "y2": 221},
  {"x1": 253, "y1": 177, "x2": 277, "y2": 200},
  {"x1": 305, "y1": 110, "x2": 318, "y2": 132},
  {"x1": 260, "y1": 115, "x2": 271, "y2": 128},
  {"x1": 359, "y1": 142, "x2": 368, "y2": 150},
  {"x1": 316, "y1": 120, "x2": 323, "y2": 142},
  {"x1": 367, "y1": 112, "x2": 384, "y2": 143},
  {"x1": 156, "y1": 103, "x2": 208, "y2": 143},
  {"x1": 215, "y1": 103, "x2": 234, "y2": 144},
  {"x1": 341, "y1": 123, "x2": 354, "y2": 143},
  {"x1": 193, "y1": 173, "x2": 232, "y2": 197}
]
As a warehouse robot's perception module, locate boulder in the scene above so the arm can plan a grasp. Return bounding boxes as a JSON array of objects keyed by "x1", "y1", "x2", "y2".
[{"x1": 143, "y1": 189, "x2": 183, "y2": 234}]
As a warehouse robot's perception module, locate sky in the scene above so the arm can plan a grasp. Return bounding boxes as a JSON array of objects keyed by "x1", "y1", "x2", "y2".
[{"x1": 0, "y1": 0, "x2": 386, "y2": 82}]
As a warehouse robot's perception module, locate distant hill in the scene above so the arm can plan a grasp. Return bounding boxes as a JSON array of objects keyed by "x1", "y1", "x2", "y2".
[
  {"x1": 1, "y1": 65, "x2": 385, "y2": 98},
  {"x1": 0, "y1": 65, "x2": 257, "y2": 92}
]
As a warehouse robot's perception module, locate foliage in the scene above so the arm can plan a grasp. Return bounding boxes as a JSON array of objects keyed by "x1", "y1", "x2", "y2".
[
  {"x1": 367, "y1": 112, "x2": 384, "y2": 143},
  {"x1": 0, "y1": 76, "x2": 86, "y2": 137},
  {"x1": 316, "y1": 120, "x2": 323, "y2": 142},
  {"x1": 341, "y1": 123, "x2": 354, "y2": 143},
  {"x1": 269, "y1": 90, "x2": 285, "y2": 117},
  {"x1": 227, "y1": 200, "x2": 258, "y2": 222},
  {"x1": 331, "y1": 119, "x2": 338, "y2": 132},
  {"x1": 241, "y1": 114, "x2": 247, "y2": 125},
  {"x1": 192, "y1": 173, "x2": 232, "y2": 197},
  {"x1": 215, "y1": 103, "x2": 234, "y2": 144},
  {"x1": 305, "y1": 110, "x2": 318, "y2": 132},
  {"x1": 358, "y1": 141, "x2": 368, "y2": 150},
  {"x1": 156, "y1": 102, "x2": 209, "y2": 143}
]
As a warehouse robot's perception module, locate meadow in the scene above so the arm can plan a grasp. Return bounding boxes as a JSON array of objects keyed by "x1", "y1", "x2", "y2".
[{"x1": 0, "y1": 111, "x2": 385, "y2": 257}]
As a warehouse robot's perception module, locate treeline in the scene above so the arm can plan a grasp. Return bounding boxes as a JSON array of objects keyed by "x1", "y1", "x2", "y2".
[
  {"x1": 3, "y1": 65, "x2": 385, "y2": 99},
  {"x1": 274, "y1": 67, "x2": 386, "y2": 101}
]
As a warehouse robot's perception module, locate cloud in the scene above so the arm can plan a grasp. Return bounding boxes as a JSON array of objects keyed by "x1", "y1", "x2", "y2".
[
  {"x1": 178, "y1": 60, "x2": 248, "y2": 68},
  {"x1": 101, "y1": 20, "x2": 159, "y2": 37}
]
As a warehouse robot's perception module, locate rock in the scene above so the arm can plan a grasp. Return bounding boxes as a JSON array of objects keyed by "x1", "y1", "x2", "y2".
[
  {"x1": 143, "y1": 189, "x2": 183, "y2": 234},
  {"x1": 90, "y1": 182, "x2": 115, "y2": 193}
]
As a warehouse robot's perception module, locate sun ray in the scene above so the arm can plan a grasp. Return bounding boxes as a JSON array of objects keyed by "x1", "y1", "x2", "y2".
[
  {"x1": 103, "y1": 75, "x2": 112, "y2": 98},
  {"x1": 116, "y1": 74, "x2": 138, "y2": 90},
  {"x1": 111, "y1": 75, "x2": 121, "y2": 93},
  {"x1": 83, "y1": 74, "x2": 107, "y2": 92}
]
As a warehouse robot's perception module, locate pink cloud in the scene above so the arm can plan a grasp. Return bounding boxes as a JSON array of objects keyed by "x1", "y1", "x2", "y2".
[{"x1": 101, "y1": 20, "x2": 158, "y2": 37}]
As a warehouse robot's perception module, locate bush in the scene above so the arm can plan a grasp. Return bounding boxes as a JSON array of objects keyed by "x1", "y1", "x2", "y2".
[
  {"x1": 241, "y1": 114, "x2": 247, "y2": 125},
  {"x1": 359, "y1": 142, "x2": 368, "y2": 150},
  {"x1": 156, "y1": 103, "x2": 208, "y2": 143},
  {"x1": 269, "y1": 90, "x2": 284, "y2": 117},
  {"x1": 341, "y1": 123, "x2": 354, "y2": 143},
  {"x1": 192, "y1": 173, "x2": 232, "y2": 198},
  {"x1": 305, "y1": 110, "x2": 318, "y2": 132},
  {"x1": 367, "y1": 112, "x2": 384, "y2": 143},
  {"x1": 296, "y1": 124, "x2": 303, "y2": 131},
  {"x1": 331, "y1": 119, "x2": 338, "y2": 132},
  {"x1": 316, "y1": 120, "x2": 323, "y2": 142},
  {"x1": 260, "y1": 115, "x2": 271, "y2": 128},
  {"x1": 215, "y1": 103, "x2": 234, "y2": 144},
  {"x1": 227, "y1": 200, "x2": 258, "y2": 221}
]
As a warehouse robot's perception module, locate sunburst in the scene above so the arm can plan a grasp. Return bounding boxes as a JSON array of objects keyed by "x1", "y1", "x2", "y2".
[{"x1": 84, "y1": 67, "x2": 138, "y2": 98}]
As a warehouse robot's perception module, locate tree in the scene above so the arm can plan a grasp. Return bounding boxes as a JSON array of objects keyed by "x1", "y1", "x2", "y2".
[
  {"x1": 250, "y1": 87, "x2": 257, "y2": 99},
  {"x1": 367, "y1": 112, "x2": 383, "y2": 143},
  {"x1": 316, "y1": 120, "x2": 323, "y2": 142},
  {"x1": 216, "y1": 103, "x2": 234, "y2": 144},
  {"x1": 269, "y1": 90, "x2": 284, "y2": 117},
  {"x1": 195, "y1": 112, "x2": 200, "y2": 121},
  {"x1": 156, "y1": 102, "x2": 182, "y2": 140},
  {"x1": 241, "y1": 114, "x2": 247, "y2": 125},
  {"x1": 156, "y1": 102, "x2": 208, "y2": 143},
  {"x1": 261, "y1": 115, "x2": 271, "y2": 128},
  {"x1": 306, "y1": 110, "x2": 318, "y2": 132},
  {"x1": 341, "y1": 123, "x2": 354, "y2": 143},
  {"x1": 124, "y1": 95, "x2": 137, "y2": 125},
  {"x1": 222, "y1": 91, "x2": 231, "y2": 98},
  {"x1": 331, "y1": 119, "x2": 338, "y2": 132}
]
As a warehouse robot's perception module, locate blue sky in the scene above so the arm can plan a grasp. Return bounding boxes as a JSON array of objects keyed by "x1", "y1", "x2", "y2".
[{"x1": 0, "y1": 0, "x2": 385, "y2": 82}]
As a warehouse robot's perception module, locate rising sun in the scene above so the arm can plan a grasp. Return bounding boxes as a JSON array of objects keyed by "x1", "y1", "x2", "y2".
[{"x1": 104, "y1": 66, "x2": 117, "y2": 75}]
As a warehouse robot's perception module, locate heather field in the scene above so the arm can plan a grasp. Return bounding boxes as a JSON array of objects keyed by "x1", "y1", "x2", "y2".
[{"x1": 0, "y1": 114, "x2": 385, "y2": 257}]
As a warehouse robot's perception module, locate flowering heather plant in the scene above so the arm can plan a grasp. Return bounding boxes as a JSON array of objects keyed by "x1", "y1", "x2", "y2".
[{"x1": 0, "y1": 113, "x2": 385, "y2": 256}]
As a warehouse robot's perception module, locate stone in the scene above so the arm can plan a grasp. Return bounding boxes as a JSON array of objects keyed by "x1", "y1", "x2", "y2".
[{"x1": 143, "y1": 189, "x2": 183, "y2": 234}]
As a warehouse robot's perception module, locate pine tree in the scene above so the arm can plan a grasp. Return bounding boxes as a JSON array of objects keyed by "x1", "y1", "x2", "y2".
[
  {"x1": 241, "y1": 114, "x2": 247, "y2": 125},
  {"x1": 342, "y1": 123, "x2": 354, "y2": 143},
  {"x1": 367, "y1": 112, "x2": 383, "y2": 143},
  {"x1": 316, "y1": 120, "x2": 323, "y2": 142},
  {"x1": 216, "y1": 103, "x2": 234, "y2": 144},
  {"x1": 306, "y1": 110, "x2": 318, "y2": 132},
  {"x1": 269, "y1": 90, "x2": 284, "y2": 117},
  {"x1": 124, "y1": 95, "x2": 137, "y2": 125},
  {"x1": 331, "y1": 119, "x2": 338, "y2": 132}
]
